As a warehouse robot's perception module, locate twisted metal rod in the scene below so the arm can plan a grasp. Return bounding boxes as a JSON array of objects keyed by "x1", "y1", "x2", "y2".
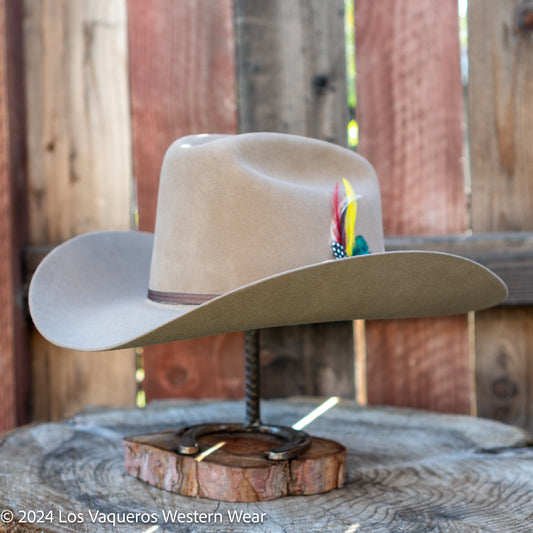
[
  {"x1": 175, "y1": 328, "x2": 312, "y2": 460},
  {"x1": 244, "y1": 329, "x2": 260, "y2": 427}
]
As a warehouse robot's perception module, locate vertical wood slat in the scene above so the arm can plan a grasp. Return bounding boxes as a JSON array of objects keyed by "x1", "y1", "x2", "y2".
[
  {"x1": 0, "y1": 0, "x2": 30, "y2": 430},
  {"x1": 469, "y1": 0, "x2": 533, "y2": 431},
  {"x1": 260, "y1": 323, "x2": 355, "y2": 398},
  {"x1": 234, "y1": 0, "x2": 356, "y2": 399},
  {"x1": 127, "y1": 0, "x2": 243, "y2": 402},
  {"x1": 355, "y1": 0, "x2": 471, "y2": 412},
  {"x1": 235, "y1": 0, "x2": 349, "y2": 145},
  {"x1": 143, "y1": 335, "x2": 245, "y2": 401},
  {"x1": 24, "y1": 0, "x2": 137, "y2": 421}
]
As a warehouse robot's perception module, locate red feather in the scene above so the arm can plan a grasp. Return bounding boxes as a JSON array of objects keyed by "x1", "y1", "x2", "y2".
[{"x1": 330, "y1": 182, "x2": 343, "y2": 243}]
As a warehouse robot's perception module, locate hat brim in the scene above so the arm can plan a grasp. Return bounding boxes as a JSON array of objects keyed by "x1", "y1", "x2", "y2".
[{"x1": 29, "y1": 231, "x2": 508, "y2": 352}]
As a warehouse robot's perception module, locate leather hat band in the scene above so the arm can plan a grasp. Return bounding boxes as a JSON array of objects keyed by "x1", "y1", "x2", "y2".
[{"x1": 147, "y1": 289, "x2": 218, "y2": 305}]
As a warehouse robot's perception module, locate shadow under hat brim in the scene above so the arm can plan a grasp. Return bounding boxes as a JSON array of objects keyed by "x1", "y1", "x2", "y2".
[{"x1": 29, "y1": 231, "x2": 508, "y2": 352}]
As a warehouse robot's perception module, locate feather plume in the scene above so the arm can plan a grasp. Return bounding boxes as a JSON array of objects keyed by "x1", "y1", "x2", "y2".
[
  {"x1": 330, "y1": 178, "x2": 369, "y2": 259},
  {"x1": 330, "y1": 181, "x2": 342, "y2": 243},
  {"x1": 342, "y1": 178, "x2": 357, "y2": 256}
]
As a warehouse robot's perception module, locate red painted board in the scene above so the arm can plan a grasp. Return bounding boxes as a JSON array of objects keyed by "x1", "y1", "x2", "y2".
[
  {"x1": 127, "y1": 0, "x2": 241, "y2": 401},
  {"x1": 355, "y1": 0, "x2": 470, "y2": 413}
]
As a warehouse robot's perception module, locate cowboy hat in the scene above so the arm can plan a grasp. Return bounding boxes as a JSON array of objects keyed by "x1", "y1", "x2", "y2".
[{"x1": 29, "y1": 133, "x2": 507, "y2": 351}]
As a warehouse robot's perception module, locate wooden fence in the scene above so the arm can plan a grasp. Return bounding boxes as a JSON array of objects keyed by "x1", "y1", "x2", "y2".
[{"x1": 0, "y1": 0, "x2": 531, "y2": 433}]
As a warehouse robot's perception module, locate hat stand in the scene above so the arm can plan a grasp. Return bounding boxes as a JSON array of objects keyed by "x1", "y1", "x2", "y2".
[
  {"x1": 123, "y1": 329, "x2": 347, "y2": 502},
  {"x1": 174, "y1": 329, "x2": 312, "y2": 460}
]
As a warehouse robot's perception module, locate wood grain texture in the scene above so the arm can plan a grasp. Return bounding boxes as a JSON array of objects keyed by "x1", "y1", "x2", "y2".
[
  {"x1": 385, "y1": 232, "x2": 533, "y2": 305},
  {"x1": 5, "y1": 0, "x2": 30, "y2": 429},
  {"x1": 24, "y1": 0, "x2": 133, "y2": 244},
  {"x1": 469, "y1": 0, "x2": 533, "y2": 432},
  {"x1": 234, "y1": 0, "x2": 355, "y2": 398},
  {"x1": 0, "y1": 0, "x2": 29, "y2": 430},
  {"x1": 142, "y1": 333, "x2": 245, "y2": 401},
  {"x1": 124, "y1": 432, "x2": 345, "y2": 501},
  {"x1": 475, "y1": 307, "x2": 533, "y2": 428},
  {"x1": 355, "y1": 0, "x2": 467, "y2": 236},
  {"x1": 355, "y1": 0, "x2": 471, "y2": 413},
  {"x1": 260, "y1": 324, "x2": 355, "y2": 398},
  {"x1": 128, "y1": 0, "x2": 238, "y2": 234},
  {"x1": 365, "y1": 316, "x2": 472, "y2": 413},
  {"x1": 235, "y1": 0, "x2": 349, "y2": 144},
  {"x1": 30, "y1": 335, "x2": 137, "y2": 422},
  {"x1": 469, "y1": 0, "x2": 533, "y2": 234},
  {"x1": 127, "y1": 0, "x2": 240, "y2": 403},
  {"x1": 23, "y1": 0, "x2": 136, "y2": 421},
  {"x1": 1, "y1": 399, "x2": 532, "y2": 532}
]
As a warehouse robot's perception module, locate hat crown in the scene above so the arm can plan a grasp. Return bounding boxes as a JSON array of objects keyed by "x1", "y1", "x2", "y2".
[{"x1": 148, "y1": 133, "x2": 385, "y2": 297}]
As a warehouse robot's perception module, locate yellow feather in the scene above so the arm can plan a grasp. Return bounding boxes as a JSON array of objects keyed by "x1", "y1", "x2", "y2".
[{"x1": 342, "y1": 178, "x2": 357, "y2": 256}]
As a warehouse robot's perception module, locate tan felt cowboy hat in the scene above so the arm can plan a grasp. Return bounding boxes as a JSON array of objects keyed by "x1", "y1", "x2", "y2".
[{"x1": 29, "y1": 133, "x2": 507, "y2": 352}]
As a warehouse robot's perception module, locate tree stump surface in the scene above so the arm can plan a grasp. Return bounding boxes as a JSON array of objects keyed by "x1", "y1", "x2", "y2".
[{"x1": 1, "y1": 398, "x2": 533, "y2": 533}]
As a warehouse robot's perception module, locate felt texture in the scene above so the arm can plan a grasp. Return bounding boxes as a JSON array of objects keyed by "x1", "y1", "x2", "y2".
[
  {"x1": 149, "y1": 133, "x2": 383, "y2": 294},
  {"x1": 28, "y1": 133, "x2": 507, "y2": 352}
]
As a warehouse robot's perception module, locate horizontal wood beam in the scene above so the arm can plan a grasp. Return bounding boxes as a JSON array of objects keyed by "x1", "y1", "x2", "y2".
[
  {"x1": 22, "y1": 231, "x2": 533, "y2": 307},
  {"x1": 385, "y1": 232, "x2": 533, "y2": 305}
]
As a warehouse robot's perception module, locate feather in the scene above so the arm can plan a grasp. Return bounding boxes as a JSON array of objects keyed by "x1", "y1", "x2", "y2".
[
  {"x1": 330, "y1": 181, "x2": 342, "y2": 243},
  {"x1": 342, "y1": 178, "x2": 357, "y2": 256},
  {"x1": 354, "y1": 235, "x2": 369, "y2": 255},
  {"x1": 330, "y1": 179, "x2": 369, "y2": 259}
]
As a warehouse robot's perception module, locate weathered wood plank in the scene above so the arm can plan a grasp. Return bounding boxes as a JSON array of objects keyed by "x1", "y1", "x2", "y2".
[
  {"x1": 385, "y1": 232, "x2": 533, "y2": 255},
  {"x1": 30, "y1": 336, "x2": 138, "y2": 422},
  {"x1": 235, "y1": 0, "x2": 349, "y2": 145},
  {"x1": 1, "y1": 399, "x2": 532, "y2": 532},
  {"x1": 128, "y1": 0, "x2": 237, "y2": 233},
  {"x1": 385, "y1": 232, "x2": 533, "y2": 305},
  {"x1": 469, "y1": 0, "x2": 533, "y2": 432},
  {"x1": 469, "y1": 1, "x2": 533, "y2": 234},
  {"x1": 354, "y1": 0, "x2": 467, "y2": 236},
  {"x1": 0, "y1": 0, "x2": 30, "y2": 430},
  {"x1": 260, "y1": 324, "x2": 355, "y2": 398},
  {"x1": 23, "y1": 0, "x2": 136, "y2": 421},
  {"x1": 475, "y1": 307, "x2": 533, "y2": 428},
  {"x1": 127, "y1": 0, "x2": 240, "y2": 402},
  {"x1": 234, "y1": 0, "x2": 355, "y2": 398},
  {"x1": 142, "y1": 334, "x2": 244, "y2": 401},
  {"x1": 355, "y1": 0, "x2": 471, "y2": 413},
  {"x1": 364, "y1": 315, "x2": 472, "y2": 413}
]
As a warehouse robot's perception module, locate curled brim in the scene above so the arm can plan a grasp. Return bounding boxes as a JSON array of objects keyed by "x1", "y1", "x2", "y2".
[{"x1": 29, "y1": 231, "x2": 508, "y2": 352}]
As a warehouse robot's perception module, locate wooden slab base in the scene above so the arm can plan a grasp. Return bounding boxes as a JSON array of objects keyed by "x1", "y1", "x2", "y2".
[{"x1": 123, "y1": 429, "x2": 346, "y2": 502}]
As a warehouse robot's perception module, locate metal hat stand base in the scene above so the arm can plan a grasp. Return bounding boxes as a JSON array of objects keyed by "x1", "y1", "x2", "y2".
[{"x1": 123, "y1": 330, "x2": 347, "y2": 502}]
